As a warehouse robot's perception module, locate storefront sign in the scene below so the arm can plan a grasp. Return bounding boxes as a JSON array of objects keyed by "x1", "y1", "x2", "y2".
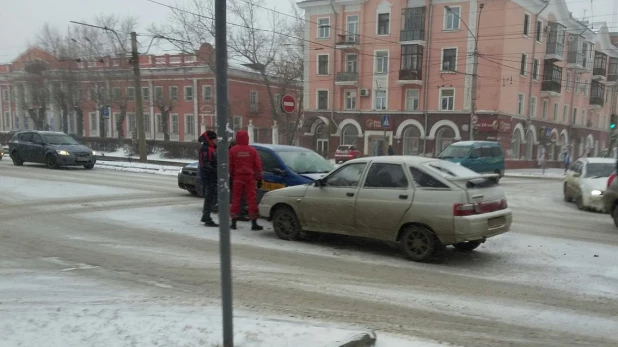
[
  {"x1": 365, "y1": 117, "x2": 393, "y2": 130},
  {"x1": 476, "y1": 118, "x2": 511, "y2": 133}
]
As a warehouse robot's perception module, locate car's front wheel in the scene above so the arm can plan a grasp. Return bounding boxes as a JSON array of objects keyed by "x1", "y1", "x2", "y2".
[
  {"x1": 400, "y1": 225, "x2": 439, "y2": 262},
  {"x1": 11, "y1": 151, "x2": 24, "y2": 166},
  {"x1": 272, "y1": 205, "x2": 302, "y2": 241},
  {"x1": 612, "y1": 206, "x2": 618, "y2": 228},
  {"x1": 563, "y1": 184, "x2": 572, "y2": 202},
  {"x1": 46, "y1": 154, "x2": 58, "y2": 169},
  {"x1": 83, "y1": 164, "x2": 95, "y2": 170},
  {"x1": 453, "y1": 241, "x2": 482, "y2": 251},
  {"x1": 576, "y1": 195, "x2": 585, "y2": 210}
]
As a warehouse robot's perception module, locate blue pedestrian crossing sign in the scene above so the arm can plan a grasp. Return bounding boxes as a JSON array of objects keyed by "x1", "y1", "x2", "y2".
[{"x1": 381, "y1": 115, "x2": 390, "y2": 128}]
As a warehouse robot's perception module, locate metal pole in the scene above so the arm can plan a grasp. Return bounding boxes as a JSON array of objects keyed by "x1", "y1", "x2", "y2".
[
  {"x1": 214, "y1": 0, "x2": 233, "y2": 345},
  {"x1": 469, "y1": 4, "x2": 484, "y2": 141},
  {"x1": 130, "y1": 32, "x2": 147, "y2": 162}
]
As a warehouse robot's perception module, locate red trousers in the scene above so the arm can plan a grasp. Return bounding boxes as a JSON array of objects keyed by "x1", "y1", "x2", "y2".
[{"x1": 230, "y1": 175, "x2": 259, "y2": 220}]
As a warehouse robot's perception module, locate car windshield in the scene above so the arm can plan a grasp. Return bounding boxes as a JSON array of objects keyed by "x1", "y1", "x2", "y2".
[
  {"x1": 337, "y1": 146, "x2": 351, "y2": 151},
  {"x1": 437, "y1": 145, "x2": 471, "y2": 159},
  {"x1": 276, "y1": 150, "x2": 334, "y2": 174},
  {"x1": 186, "y1": 162, "x2": 198, "y2": 168},
  {"x1": 585, "y1": 163, "x2": 614, "y2": 178},
  {"x1": 43, "y1": 134, "x2": 79, "y2": 145}
]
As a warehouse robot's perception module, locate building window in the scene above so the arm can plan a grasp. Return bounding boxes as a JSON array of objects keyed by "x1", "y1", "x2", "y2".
[
  {"x1": 572, "y1": 108, "x2": 578, "y2": 125},
  {"x1": 203, "y1": 85, "x2": 212, "y2": 101},
  {"x1": 155, "y1": 86, "x2": 163, "y2": 101},
  {"x1": 142, "y1": 87, "x2": 149, "y2": 101},
  {"x1": 553, "y1": 103, "x2": 559, "y2": 121},
  {"x1": 529, "y1": 97, "x2": 537, "y2": 118},
  {"x1": 250, "y1": 90, "x2": 258, "y2": 110},
  {"x1": 403, "y1": 126, "x2": 420, "y2": 155},
  {"x1": 90, "y1": 113, "x2": 97, "y2": 130},
  {"x1": 566, "y1": 71, "x2": 571, "y2": 91},
  {"x1": 144, "y1": 114, "x2": 150, "y2": 133},
  {"x1": 341, "y1": 124, "x2": 358, "y2": 145},
  {"x1": 517, "y1": 93, "x2": 525, "y2": 115},
  {"x1": 127, "y1": 87, "x2": 135, "y2": 101},
  {"x1": 375, "y1": 90, "x2": 387, "y2": 110},
  {"x1": 274, "y1": 94, "x2": 282, "y2": 110},
  {"x1": 317, "y1": 90, "x2": 328, "y2": 110},
  {"x1": 171, "y1": 114, "x2": 179, "y2": 134},
  {"x1": 2, "y1": 90, "x2": 8, "y2": 102},
  {"x1": 584, "y1": 80, "x2": 589, "y2": 96},
  {"x1": 112, "y1": 87, "x2": 121, "y2": 101},
  {"x1": 346, "y1": 15, "x2": 359, "y2": 42},
  {"x1": 524, "y1": 14, "x2": 530, "y2": 36},
  {"x1": 317, "y1": 54, "x2": 329, "y2": 75},
  {"x1": 536, "y1": 20, "x2": 542, "y2": 42},
  {"x1": 318, "y1": 18, "x2": 330, "y2": 39},
  {"x1": 542, "y1": 100, "x2": 548, "y2": 119},
  {"x1": 406, "y1": 89, "x2": 419, "y2": 111},
  {"x1": 184, "y1": 86, "x2": 193, "y2": 101},
  {"x1": 170, "y1": 86, "x2": 179, "y2": 100},
  {"x1": 377, "y1": 13, "x2": 390, "y2": 35},
  {"x1": 345, "y1": 90, "x2": 356, "y2": 110},
  {"x1": 563, "y1": 105, "x2": 569, "y2": 124},
  {"x1": 444, "y1": 6, "x2": 460, "y2": 31},
  {"x1": 401, "y1": 44, "x2": 423, "y2": 74},
  {"x1": 128, "y1": 113, "x2": 136, "y2": 132},
  {"x1": 156, "y1": 114, "x2": 163, "y2": 133},
  {"x1": 186, "y1": 114, "x2": 195, "y2": 134},
  {"x1": 441, "y1": 48, "x2": 457, "y2": 72},
  {"x1": 533, "y1": 59, "x2": 539, "y2": 80},
  {"x1": 575, "y1": 75, "x2": 581, "y2": 93},
  {"x1": 439, "y1": 88, "x2": 455, "y2": 111},
  {"x1": 375, "y1": 51, "x2": 388, "y2": 74},
  {"x1": 88, "y1": 88, "x2": 96, "y2": 101},
  {"x1": 520, "y1": 54, "x2": 527, "y2": 76},
  {"x1": 346, "y1": 53, "x2": 358, "y2": 73},
  {"x1": 233, "y1": 116, "x2": 243, "y2": 133}
]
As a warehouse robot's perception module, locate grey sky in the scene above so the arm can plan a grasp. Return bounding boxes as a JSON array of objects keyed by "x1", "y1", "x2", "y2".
[{"x1": 0, "y1": 0, "x2": 615, "y2": 64}]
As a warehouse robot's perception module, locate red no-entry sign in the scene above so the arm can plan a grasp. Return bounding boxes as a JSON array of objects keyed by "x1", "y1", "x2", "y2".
[{"x1": 281, "y1": 94, "x2": 296, "y2": 113}]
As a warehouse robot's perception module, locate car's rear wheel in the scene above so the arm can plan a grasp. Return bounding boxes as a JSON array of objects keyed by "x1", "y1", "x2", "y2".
[
  {"x1": 563, "y1": 184, "x2": 572, "y2": 202},
  {"x1": 46, "y1": 154, "x2": 58, "y2": 169},
  {"x1": 453, "y1": 241, "x2": 482, "y2": 251},
  {"x1": 11, "y1": 151, "x2": 23, "y2": 166},
  {"x1": 612, "y1": 206, "x2": 618, "y2": 228},
  {"x1": 83, "y1": 164, "x2": 95, "y2": 170},
  {"x1": 400, "y1": 225, "x2": 439, "y2": 262},
  {"x1": 272, "y1": 206, "x2": 302, "y2": 241}
]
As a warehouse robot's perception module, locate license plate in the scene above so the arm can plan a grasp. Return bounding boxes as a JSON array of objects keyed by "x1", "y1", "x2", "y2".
[
  {"x1": 488, "y1": 217, "x2": 505, "y2": 228},
  {"x1": 76, "y1": 156, "x2": 88, "y2": 162},
  {"x1": 261, "y1": 181, "x2": 286, "y2": 191}
]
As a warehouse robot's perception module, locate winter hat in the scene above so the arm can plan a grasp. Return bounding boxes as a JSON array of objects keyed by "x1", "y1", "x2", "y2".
[{"x1": 206, "y1": 130, "x2": 217, "y2": 140}]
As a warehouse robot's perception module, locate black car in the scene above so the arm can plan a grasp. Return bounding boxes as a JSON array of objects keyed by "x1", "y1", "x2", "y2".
[{"x1": 8, "y1": 131, "x2": 96, "y2": 169}]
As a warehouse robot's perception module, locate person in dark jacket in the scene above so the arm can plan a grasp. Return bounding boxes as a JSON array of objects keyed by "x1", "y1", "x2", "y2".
[
  {"x1": 388, "y1": 145, "x2": 395, "y2": 156},
  {"x1": 229, "y1": 130, "x2": 263, "y2": 231},
  {"x1": 199, "y1": 130, "x2": 218, "y2": 227}
]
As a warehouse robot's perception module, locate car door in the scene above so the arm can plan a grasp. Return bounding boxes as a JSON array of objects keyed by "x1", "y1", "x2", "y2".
[
  {"x1": 479, "y1": 146, "x2": 493, "y2": 173},
  {"x1": 354, "y1": 162, "x2": 414, "y2": 239},
  {"x1": 17, "y1": 132, "x2": 34, "y2": 162},
  {"x1": 256, "y1": 148, "x2": 287, "y2": 193},
  {"x1": 465, "y1": 146, "x2": 482, "y2": 173},
  {"x1": 566, "y1": 161, "x2": 582, "y2": 197},
  {"x1": 300, "y1": 162, "x2": 367, "y2": 235},
  {"x1": 30, "y1": 133, "x2": 47, "y2": 163},
  {"x1": 572, "y1": 161, "x2": 586, "y2": 197}
]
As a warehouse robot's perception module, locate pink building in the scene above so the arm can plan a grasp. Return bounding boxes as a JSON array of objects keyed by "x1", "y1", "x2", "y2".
[
  {"x1": 298, "y1": 0, "x2": 618, "y2": 168},
  {"x1": 0, "y1": 44, "x2": 299, "y2": 144}
]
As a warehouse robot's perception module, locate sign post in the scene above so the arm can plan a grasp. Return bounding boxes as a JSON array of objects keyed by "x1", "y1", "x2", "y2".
[
  {"x1": 281, "y1": 95, "x2": 296, "y2": 114},
  {"x1": 381, "y1": 115, "x2": 390, "y2": 155}
]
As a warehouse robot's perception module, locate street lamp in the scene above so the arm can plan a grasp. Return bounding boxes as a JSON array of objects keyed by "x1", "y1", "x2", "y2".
[{"x1": 445, "y1": 4, "x2": 484, "y2": 141}]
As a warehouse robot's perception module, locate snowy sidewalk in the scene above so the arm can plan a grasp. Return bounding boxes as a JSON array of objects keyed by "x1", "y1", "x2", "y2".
[
  {"x1": 95, "y1": 160, "x2": 184, "y2": 176},
  {"x1": 504, "y1": 168, "x2": 566, "y2": 180}
]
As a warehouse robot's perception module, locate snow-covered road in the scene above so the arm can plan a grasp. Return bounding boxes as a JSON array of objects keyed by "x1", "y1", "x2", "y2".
[{"x1": 1, "y1": 160, "x2": 618, "y2": 346}]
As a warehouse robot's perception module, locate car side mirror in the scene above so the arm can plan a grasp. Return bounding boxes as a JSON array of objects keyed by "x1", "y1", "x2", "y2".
[
  {"x1": 272, "y1": 168, "x2": 286, "y2": 176},
  {"x1": 315, "y1": 179, "x2": 325, "y2": 187}
]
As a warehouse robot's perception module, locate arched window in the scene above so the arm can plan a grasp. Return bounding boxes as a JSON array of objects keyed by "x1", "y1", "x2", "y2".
[
  {"x1": 403, "y1": 126, "x2": 420, "y2": 155},
  {"x1": 341, "y1": 124, "x2": 358, "y2": 146},
  {"x1": 315, "y1": 122, "x2": 329, "y2": 158},
  {"x1": 525, "y1": 131, "x2": 535, "y2": 160},
  {"x1": 435, "y1": 126, "x2": 455, "y2": 155},
  {"x1": 511, "y1": 128, "x2": 522, "y2": 159}
]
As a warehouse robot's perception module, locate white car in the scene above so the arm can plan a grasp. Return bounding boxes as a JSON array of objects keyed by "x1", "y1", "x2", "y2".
[
  {"x1": 259, "y1": 156, "x2": 512, "y2": 262},
  {"x1": 564, "y1": 157, "x2": 615, "y2": 211}
]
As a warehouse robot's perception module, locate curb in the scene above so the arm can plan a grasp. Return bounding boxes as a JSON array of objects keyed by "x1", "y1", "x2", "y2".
[
  {"x1": 338, "y1": 332, "x2": 377, "y2": 347},
  {"x1": 95, "y1": 155, "x2": 187, "y2": 167},
  {"x1": 504, "y1": 174, "x2": 565, "y2": 181}
]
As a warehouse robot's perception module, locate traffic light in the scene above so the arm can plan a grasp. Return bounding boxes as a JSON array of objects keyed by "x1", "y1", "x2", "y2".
[{"x1": 611, "y1": 114, "x2": 617, "y2": 130}]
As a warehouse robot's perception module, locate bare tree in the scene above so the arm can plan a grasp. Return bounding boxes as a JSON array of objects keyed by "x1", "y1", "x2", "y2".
[{"x1": 153, "y1": 86, "x2": 176, "y2": 141}]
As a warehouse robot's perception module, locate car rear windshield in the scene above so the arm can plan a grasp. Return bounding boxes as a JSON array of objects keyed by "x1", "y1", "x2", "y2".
[
  {"x1": 585, "y1": 163, "x2": 614, "y2": 178},
  {"x1": 337, "y1": 146, "x2": 352, "y2": 151},
  {"x1": 437, "y1": 145, "x2": 471, "y2": 159},
  {"x1": 276, "y1": 150, "x2": 334, "y2": 174},
  {"x1": 43, "y1": 134, "x2": 79, "y2": 145},
  {"x1": 426, "y1": 161, "x2": 497, "y2": 189}
]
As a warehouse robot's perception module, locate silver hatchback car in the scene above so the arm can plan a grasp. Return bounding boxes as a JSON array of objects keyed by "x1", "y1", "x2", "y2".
[{"x1": 259, "y1": 156, "x2": 512, "y2": 262}]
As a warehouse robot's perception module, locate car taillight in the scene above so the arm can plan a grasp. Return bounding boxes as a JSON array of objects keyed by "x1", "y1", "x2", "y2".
[
  {"x1": 608, "y1": 173, "x2": 617, "y2": 188},
  {"x1": 454, "y1": 199, "x2": 507, "y2": 217}
]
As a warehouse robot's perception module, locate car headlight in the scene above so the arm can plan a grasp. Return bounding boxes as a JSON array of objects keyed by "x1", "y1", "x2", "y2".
[
  {"x1": 591, "y1": 190, "x2": 602, "y2": 196},
  {"x1": 92, "y1": 150, "x2": 97, "y2": 156},
  {"x1": 56, "y1": 150, "x2": 70, "y2": 156}
]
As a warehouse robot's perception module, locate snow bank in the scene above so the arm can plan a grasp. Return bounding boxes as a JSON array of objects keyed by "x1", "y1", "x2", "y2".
[
  {"x1": 95, "y1": 160, "x2": 184, "y2": 176},
  {"x1": 101, "y1": 149, "x2": 195, "y2": 163}
]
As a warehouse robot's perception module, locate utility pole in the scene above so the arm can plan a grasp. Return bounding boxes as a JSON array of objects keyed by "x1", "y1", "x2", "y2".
[
  {"x1": 214, "y1": 0, "x2": 233, "y2": 345},
  {"x1": 131, "y1": 32, "x2": 147, "y2": 162}
]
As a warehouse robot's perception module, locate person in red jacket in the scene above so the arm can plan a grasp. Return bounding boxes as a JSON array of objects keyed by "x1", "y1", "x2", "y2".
[{"x1": 229, "y1": 130, "x2": 263, "y2": 230}]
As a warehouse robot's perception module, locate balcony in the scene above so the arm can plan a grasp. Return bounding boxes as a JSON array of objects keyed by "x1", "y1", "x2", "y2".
[
  {"x1": 541, "y1": 61, "x2": 562, "y2": 97},
  {"x1": 607, "y1": 57, "x2": 618, "y2": 86},
  {"x1": 400, "y1": 29, "x2": 425, "y2": 44},
  {"x1": 335, "y1": 71, "x2": 358, "y2": 86},
  {"x1": 545, "y1": 41, "x2": 564, "y2": 61},
  {"x1": 589, "y1": 81, "x2": 605, "y2": 109},
  {"x1": 336, "y1": 34, "x2": 359, "y2": 51},
  {"x1": 545, "y1": 22, "x2": 566, "y2": 61},
  {"x1": 592, "y1": 51, "x2": 608, "y2": 81},
  {"x1": 397, "y1": 69, "x2": 422, "y2": 85}
]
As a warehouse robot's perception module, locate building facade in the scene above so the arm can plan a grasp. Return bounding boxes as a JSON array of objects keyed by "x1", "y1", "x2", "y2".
[
  {"x1": 0, "y1": 43, "x2": 299, "y2": 145},
  {"x1": 298, "y1": 0, "x2": 618, "y2": 168}
]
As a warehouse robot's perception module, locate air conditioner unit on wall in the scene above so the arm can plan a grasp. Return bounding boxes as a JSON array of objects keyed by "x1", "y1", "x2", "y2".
[{"x1": 360, "y1": 89, "x2": 370, "y2": 97}]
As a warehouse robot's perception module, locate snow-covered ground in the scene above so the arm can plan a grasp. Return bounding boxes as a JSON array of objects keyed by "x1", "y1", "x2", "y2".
[
  {"x1": 95, "y1": 160, "x2": 185, "y2": 176},
  {"x1": 100, "y1": 149, "x2": 195, "y2": 163},
  {"x1": 504, "y1": 168, "x2": 566, "y2": 179}
]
